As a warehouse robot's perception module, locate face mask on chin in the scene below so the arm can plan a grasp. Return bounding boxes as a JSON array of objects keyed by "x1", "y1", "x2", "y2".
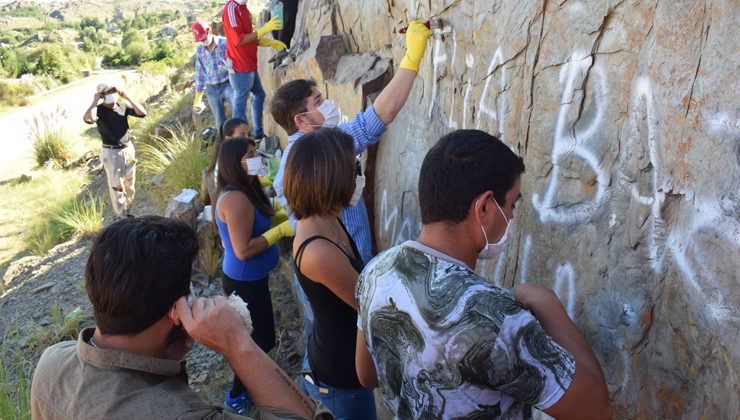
[
  {"x1": 477, "y1": 197, "x2": 511, "y2": 260},
  {"x1": 202, "y1": 34, "x2": 214, "y2": 46},
  {"x1": 300, "y1": 100, "x2": 340, "y2": 129}
]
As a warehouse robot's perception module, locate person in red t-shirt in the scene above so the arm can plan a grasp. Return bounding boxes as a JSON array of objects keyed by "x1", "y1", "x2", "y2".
[{"x1": 222, "y1": 0, "x2": 285, "y2": 140}]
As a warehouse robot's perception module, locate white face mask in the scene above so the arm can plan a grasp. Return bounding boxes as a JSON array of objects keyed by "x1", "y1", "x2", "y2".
[
  {"x1": 301, "y1": 99, "x2": 340, "y2": 129},
  {"x1": 477, "y1": 197, "x2": 511, "y2": 260},
  {"x1": 349, "y1": 174, "x2": 365, "y2": 206},
  {"x1": 244, "y1": 156, "x2": 268, "y2": 177},
  {"x1": 203, "y1": 34, "x2": 214, "y2": 46},
  {"x1": 104, "y1": 93, "x2": 118, "y2": 104}
]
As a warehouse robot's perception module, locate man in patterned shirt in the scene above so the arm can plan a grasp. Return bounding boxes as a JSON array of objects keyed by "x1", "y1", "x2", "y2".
[
  {"x1": 355, "y1": 130, "x2": 612, "y2": 419},
  {"x1": 192, "y1": 21, "x2": 232, "y2": 129}
]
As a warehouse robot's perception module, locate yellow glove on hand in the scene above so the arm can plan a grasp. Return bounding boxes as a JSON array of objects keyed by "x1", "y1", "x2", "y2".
[
  {"x1": 193, "y1": 92, "x2": 205, "y2": 114},
  {"x1": 399, "y1": 20, "x2": 432, "y2": 72},
  {"x1": 272, "y1": 198, "x2": 283, "y2": 211},
  {"x1": 262, "y1": 220, "x2": 294, "y2": 247},
  {"x1": 258, "y1": 37, "x2": 287, "y2": 51},
  {"x1": 259, "y1": 176, "x2": 272, "y2": 187},
  {"x1": 256, "y1": 16, "x2": 283, "y2": 39},
  {"x1": 271, "y1": 208, "x2": 288, "y2": 227}
]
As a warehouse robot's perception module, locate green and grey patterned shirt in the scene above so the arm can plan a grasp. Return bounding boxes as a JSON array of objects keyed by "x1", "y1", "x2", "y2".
[{"x1": 356, "y1": 241, "x2": 575, "y2": 420}]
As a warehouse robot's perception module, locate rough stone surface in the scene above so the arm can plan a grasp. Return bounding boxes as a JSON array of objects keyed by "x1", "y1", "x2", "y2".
[
  {"x1": 164, "y1": 189, "x2": 203, "y2": 230},
  {"x1": 258, "y1": 1, "x2": 740, "y2": 418}
]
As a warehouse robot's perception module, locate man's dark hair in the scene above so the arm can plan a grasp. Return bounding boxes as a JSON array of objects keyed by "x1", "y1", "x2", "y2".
[
  {"x1": 419, "y1": 129, "x2": 525, "y2": 224},
  {"x1": 270, "y1": 79, "x2": 317, "y2": 135},
  {"x1": 85, "y1": 216, "x2": 199, "y2": 335},
  {"x1": 208, "y1": 118, "x2": 250, "y2": 173}
]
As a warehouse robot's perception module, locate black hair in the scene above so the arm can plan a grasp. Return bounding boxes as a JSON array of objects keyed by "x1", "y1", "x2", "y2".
[
  {"x1": 214, "y1": 137, "x2": 274, "y2": 218},
  {"x1": 85, "y1": 216, "x2": 199, "y2": 335},
  {"x1": 419, "y1": 129, "x2": 525, "y2": 224},
  {"x1": 207, "y1": 118, "x2": 250, "y2": 174}
]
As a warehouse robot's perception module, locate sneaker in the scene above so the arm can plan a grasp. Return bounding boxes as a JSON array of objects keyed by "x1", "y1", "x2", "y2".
[{"x1": 224, "y1": 390, "x2": 253, "y2": 415}]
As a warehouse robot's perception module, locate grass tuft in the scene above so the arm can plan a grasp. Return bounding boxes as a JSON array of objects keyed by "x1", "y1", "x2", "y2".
[
  {"x1": 54, "y1": 194, "x2": 103, "y2": 239},
  {"x1": 28, "y1": 107, "x2": 71, "y2": 167},
  {"x1": 138, "y1": 123, "x2": 211, "y2": 205}
]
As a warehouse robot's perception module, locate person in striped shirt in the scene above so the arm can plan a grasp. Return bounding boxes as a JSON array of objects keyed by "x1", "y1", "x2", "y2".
[{"x1": 191, "y1": 21, "x2": 232, "y2": 129}]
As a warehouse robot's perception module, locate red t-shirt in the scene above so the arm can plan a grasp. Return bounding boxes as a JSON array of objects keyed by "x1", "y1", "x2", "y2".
[{"x1": 222, "y1": 0, "x2": 258, "y2": 72}]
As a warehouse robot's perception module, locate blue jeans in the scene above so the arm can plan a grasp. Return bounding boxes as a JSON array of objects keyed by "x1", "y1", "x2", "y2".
[
  {"x1": 229, "y1": 71, "x2": 265, "y2": 137},
  {"x1": 300, "y1": 375, "x2": 377, "y2": 420},
  {"x1": 204, "y1": 81, "x2": 233, "y2": 129}
]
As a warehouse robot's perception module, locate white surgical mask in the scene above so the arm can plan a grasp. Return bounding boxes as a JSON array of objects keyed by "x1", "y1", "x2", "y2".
[
  {"x1": 104, "y1": 93, "x2": 117, "y2": 104},
  {"x1": 244, "y1": 156, "x2": 268, "y2": 177},
  {"x1": 477, "y1": 198, "x2": 511, "y2": 260},
  {"x1": 300, "y1": 100, "x2": 340, "y2": 129},
  {"x1": 203, "y1": 34, "x2": 214, "y2": 46},
  {"x1": 349, "y1": 174, "x2": 365, "y2": 206}
]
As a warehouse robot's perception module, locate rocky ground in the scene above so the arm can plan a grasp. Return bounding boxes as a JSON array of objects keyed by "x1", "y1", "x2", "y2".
[{"x1": 0, "y1": 151, "x2": 305, "y2": 411}]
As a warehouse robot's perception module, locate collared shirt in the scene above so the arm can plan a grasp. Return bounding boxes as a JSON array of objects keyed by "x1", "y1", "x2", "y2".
[
  {"x1": 356, "y1": 242, "x2": 576, "y2": 419},
  {"x1": 31, "y1": 328, "x2": 332, "y2": 420},
  {"x1": 222, "y1": 0, "x2": 258, "y2": 73},
  {"x1": 194, "y1": 36, "x2": 230, "y2": 93},
  {"x1": 273, "y1": 105, "x2": 387, "y2": 264}
]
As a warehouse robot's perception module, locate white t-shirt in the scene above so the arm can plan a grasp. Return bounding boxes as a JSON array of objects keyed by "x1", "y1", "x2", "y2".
[{"x1": 356, "y1": 241, "x2": 575, "y2": 419}]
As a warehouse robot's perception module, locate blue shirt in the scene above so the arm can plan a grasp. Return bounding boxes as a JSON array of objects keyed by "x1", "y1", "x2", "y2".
[
  {"x1": 273, "y1": 105, "x2": 387, "y2": 263},
  {"x1": 216, "y1": 191, "x2": 279, "y2": 280},
  {"x1": 194, "y1": 36, "x2": 230, "y2": 93}
]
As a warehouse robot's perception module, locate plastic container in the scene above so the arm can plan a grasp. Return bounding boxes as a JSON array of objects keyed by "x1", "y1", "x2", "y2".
[{"x1": 271, "y1": 1, "x2": 283, "y2": 26}]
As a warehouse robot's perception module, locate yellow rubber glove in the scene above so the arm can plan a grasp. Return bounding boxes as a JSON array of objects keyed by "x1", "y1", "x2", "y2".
[
  {"x1": 259, "y1": 37, "x2": 287, "y2": 51},
  {"x1": 399, "y1": 20, "x2": 432, "y2": 72},
  {"x1": 271, "y1": 208, "x2": 288, "y2": 227},
  {"x1": 272, "y1": 198, "x2": 283, "y2": 211},
  {"x1": 193, "y1": 92, "x2": 205, "y2": 114},
  {"x1": 259, "y1": 176, "x2": 272, "y2": 187},
  {"x1": 262, "y1": 220, "x2": 294, "y2": 246},
  {"x1": 256, "y1": 16, "x2": 283, "y2": 39}
]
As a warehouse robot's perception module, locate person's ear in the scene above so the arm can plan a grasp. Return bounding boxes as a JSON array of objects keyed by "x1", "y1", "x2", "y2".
[
  {"x1": 293, "y1": 113, "x2": 307, "y2": 131},
  {"x1": 169, "y1": 302, "x2": 180, "y2": 326},
  {"x1": 472, "y1": 191, "x2": 494, "y2": 225}
]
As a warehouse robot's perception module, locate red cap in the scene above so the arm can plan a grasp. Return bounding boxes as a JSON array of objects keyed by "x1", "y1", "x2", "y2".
[{"x1": 192, "y1": 21, "x2": 209, "y2": 42}]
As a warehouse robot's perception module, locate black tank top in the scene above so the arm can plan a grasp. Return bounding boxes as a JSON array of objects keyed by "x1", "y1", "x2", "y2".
[{"x1": 294, "y1": 219, "x2": 365, "y2": 389}]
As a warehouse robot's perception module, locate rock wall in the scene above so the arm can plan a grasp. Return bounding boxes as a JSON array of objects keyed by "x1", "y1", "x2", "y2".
[{"x1": 257, "y1": 0, "x2": 739, "y2": 417}]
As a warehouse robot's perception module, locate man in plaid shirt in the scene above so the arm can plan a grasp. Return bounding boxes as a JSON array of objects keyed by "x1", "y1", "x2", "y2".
[{"x1": 192, "y1": 21, "x2": 232, "y2": 129}]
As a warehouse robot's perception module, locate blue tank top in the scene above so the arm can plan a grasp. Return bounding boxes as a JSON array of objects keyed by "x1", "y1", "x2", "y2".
[{"x1": 216, "y1": 190, "x2": 279, "y2": 281}]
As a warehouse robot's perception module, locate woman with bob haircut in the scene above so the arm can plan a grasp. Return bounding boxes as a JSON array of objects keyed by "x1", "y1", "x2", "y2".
[
  {"x1": 213, "y1": 136, "x2": 293, "y2": 414},
  {"x1": 283, "y1": 128, "x2": 377, "y2": 419}
]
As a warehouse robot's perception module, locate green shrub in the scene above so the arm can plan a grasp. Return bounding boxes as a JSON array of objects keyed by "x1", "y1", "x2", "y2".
[
  {"x1": 125, "y1": 41, "x2": 150, "y2": 66},
  {"x1": 28, "y1": 107, "x2": 71, "y2": 166},
  {"x1": 34, "y1": 45, "x2": 72, "y2": 83},
  {"x1": 138, "y1": 123, "x2": 211, "y2": 203},
  {"x1": 0, "y1": 80, "x2": 34, "y2": 107},
  {"x1": 0, "y1": 350, "x2": 32, "y2": 420},
  {"x1": 28, "y1": 226, "x2": 59, "y2": 256},
  {"x1": 54, "y1": 194, "x2": 103, "y2": 239}
]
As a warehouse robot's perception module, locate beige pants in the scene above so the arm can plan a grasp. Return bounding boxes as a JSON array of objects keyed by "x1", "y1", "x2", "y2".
[{"x1": 100, "y1": 143, "x2": 136, "y2": 217}]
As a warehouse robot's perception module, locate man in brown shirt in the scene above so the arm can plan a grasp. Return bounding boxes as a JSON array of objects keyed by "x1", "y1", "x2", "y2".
[{"x1": 31, "y1": 216, "x2": 330, "y2": 420}]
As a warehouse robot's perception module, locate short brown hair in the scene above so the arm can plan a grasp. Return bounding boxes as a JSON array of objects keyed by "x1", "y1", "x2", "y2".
[
  {"x1": 270, "y1": 79, "x2": 316, "y2": 135},
  {"x1": 283, "y1": 128, "x2": 355, "y2": 219}
]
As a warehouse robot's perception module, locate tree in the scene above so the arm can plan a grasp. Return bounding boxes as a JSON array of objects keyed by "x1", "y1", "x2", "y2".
[{"x1": 35, "y1": 45, "x2": 71, "y2": 83}]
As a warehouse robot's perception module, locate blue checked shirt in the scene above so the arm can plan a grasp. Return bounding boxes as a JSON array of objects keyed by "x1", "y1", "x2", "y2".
[
  {"x1": 194, "y1": 36, "x2": 230, "y2": 93},
  {"x1": 273, "y1": 105, "x2": 387, "y2": 264}
]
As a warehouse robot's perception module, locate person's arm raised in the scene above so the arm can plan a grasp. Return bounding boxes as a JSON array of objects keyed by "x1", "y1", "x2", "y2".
[
  {"x1": 514, "y1": 284, "x2": 613, "y2": 419},
  {"x1": 373, "y1": 20, "x2": 431, "y2": 125},
  {"x1": 175, "y1": 296, "x2": 317, "y2": 418},
  {"x1": 83, "y1": 93, "x2": 101, "y2": 124}
]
